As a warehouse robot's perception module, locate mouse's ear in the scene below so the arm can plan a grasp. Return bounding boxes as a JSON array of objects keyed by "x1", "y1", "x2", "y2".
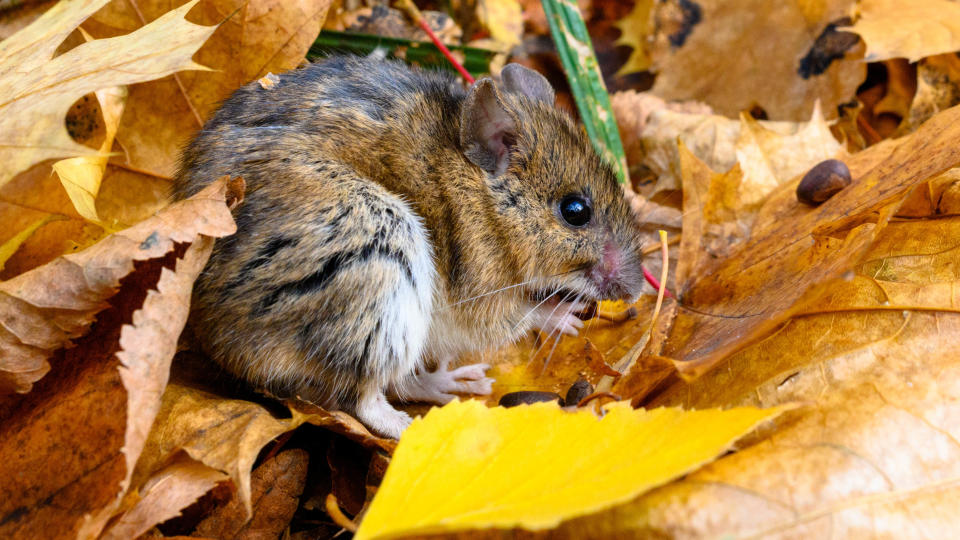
[
  {"x1": 500, "y1": 64, "x2": 555, "y2": 104},
  {"x1": 461, "y1": 78, "x2": 518, "y2": 176}
]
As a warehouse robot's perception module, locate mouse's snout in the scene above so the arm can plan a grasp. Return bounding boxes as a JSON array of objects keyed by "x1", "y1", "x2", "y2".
[{"x1": 586, "y1": 240, "x2": 642, "y2": 300}]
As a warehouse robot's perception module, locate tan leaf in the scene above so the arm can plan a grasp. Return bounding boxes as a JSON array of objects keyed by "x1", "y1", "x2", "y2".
[
  {"x1": 0, "y1": 228, "x2": 225, "y2": 539},
  {"x1": 649, "y1": 0, "x2": 864, "y2": 120},
  {"x1": 734, "y1": 102, "x2": 844, "y2": 207},
  {"x1": 99, "y1": 452, "x2": 228, "y2": 540},
  {"x1": 134, "y1": 382, "x2": 311, "y2": 517},
  {"x1": 613, "y1": 92, "x2": 843, "y2": 200},
  {"x1": 653, "y1": 103, "x2": 960, "y2": 380},
  {"x1": 0, "y1": 162, "x2": 174, "y2": 279},
  {"x1": 905, "y1": 53, "x2": 960, "y2": 132},
  {"x1": 611, "y1": 225, "x2": 960, "y2": 538},
  {"x1": 844, "y1": 0, "x2": 960, "y2": 62},
  {"x1": 84, "y1": 0, "x2": 333, "y2": 178},
  {"x1": 613, "y1": 0, "x2": 654, "y2": 75},
  {"x1": 0, "y1": 0, "x2": 216, "y2": 187},
  {"x1": 0, "y1": 177, "x2": 238, "y2": 394}
]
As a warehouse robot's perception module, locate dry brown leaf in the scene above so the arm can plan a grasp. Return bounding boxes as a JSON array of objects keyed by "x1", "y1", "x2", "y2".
[
  {"x1": 133, "y1": 375, "x2": 392, "y2": 519},
  {"x1": 651, "y1": 103, "x2": 960, "y2": 381},
  {"x1": 193, "y1": 448, "x2": 309, "y2": 539},
  {"x1": 290, "y1": 400, "x2": 398, "y2": 454},
  {"x1": 0, "y1": 178, "x2": 238, "y2": 394},
  {"x1": 613, "y1": 92, "x2": 842, "y2": 201},
  {"x1": 673, "y1": 145, "x2": 749, "y2": 289},
  {"x1": 134, "y1": 382, "x2": 301, "y2": 519},
  {"x1": 844, "y1": 0, "x2": 960, "y2": 62},
  {"x1": 101, "y1": 455, "x2": 229, "y2": 540},
  {"x1": 0, "y1": 0, "x2": 215, "y2": 188},
  {"x1": 477, "y1": 299, "x2": 656, "y2": 406},
  {"x1": 84, "y1": 0, "x2": 333, "y2": 178},
  {"x1": 906, "y1": 53, "x2": 960, "y2": 131},
  {"x1": 0, "y1": 227, "x2": 224, "y2": 539},
  {"x1": 593, "y1": 219, "x2": 960, "y2": 537},
  {"x1": 648, "y1": 0, "x2": 864, "y2": 120},
  {"x1": 0, "y1": 163, "x2": 175, "y2": 279}
]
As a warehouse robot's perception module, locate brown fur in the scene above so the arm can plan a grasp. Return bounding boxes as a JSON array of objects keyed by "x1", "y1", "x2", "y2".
[{"x1": 174, "y1": 55, "x2": 644, "y2": 434}]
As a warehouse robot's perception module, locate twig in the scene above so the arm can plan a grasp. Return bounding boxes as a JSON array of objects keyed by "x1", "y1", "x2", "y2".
[
  {"x1": 647, "y1": 230, "x2": 670, "y2": 331},
  {"x1": 325, "y1": 493, "x2": 359, "y2": 533},
  {"x1": 642, "y1": 234, "x2": 680, "y2": 256},
  {"x1": 576, "y1": 391, "x2": 621, "y2": 408}
]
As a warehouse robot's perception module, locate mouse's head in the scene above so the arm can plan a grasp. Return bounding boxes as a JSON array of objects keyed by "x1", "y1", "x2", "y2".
[{"x1": 459, "y1": 64, "x2": 645, "y2": 307}]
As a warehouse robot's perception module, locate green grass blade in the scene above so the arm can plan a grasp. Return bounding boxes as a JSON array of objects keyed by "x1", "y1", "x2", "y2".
[
  {"x1": 541, "y1": 0, "x2": 629, "y2": 183},
  {"x1": 309, "y1": 30, "x2": 495, "y2": 78}
]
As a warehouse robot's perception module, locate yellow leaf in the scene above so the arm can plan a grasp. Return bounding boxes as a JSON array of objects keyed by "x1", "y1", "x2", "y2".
[
  {"x1": 0, "y1": 0, "x2": 215, "y2": 188},
  {"x1": 0, "y1": 214, "x2": 60, "y2": 272},
  {"x1": 53, "y1": 84, "x2": 126, "y2": 224},
  {"x1": 355, "y1": 400, "x2": 787, "y2": 539},
  {"x1": 844, "y1": 0, "x2": 960, "y2": 62},
  {"x1": 477, "y1": 0, "x2": 523, "y2": 49}
]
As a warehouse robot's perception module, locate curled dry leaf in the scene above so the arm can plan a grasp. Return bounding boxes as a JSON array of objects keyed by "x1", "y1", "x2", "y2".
[
  {"x1": 52, "y1": 84, "x2": 128, "y2": 225},
  {"x1": 100, "y1": 455, "x2": 228, "y2": 540},
  {"x1": 647, "y1": 0, "x2": 864, "y2": 121},
  {"x1": 84, "y1": 0, "x2": 333, "y2": 178},
  {"x1": 0, "y1": 0, "x2": 216, "y2": 188},
  {"x1": 0, "y1": 184, "x2": 232, "y2": 540},
  {"x1": 0, "y1": 178, "x2": 238, "y2": 394},
  {"x1": 650, "y1": 103, "x2": 960, "y2": 380},
  {"x1": 613, "y1": 91, "x2": 843, "y2": 201},
  {"x1": 133, "y1": 379, "x2": 394, "y2": 520}
]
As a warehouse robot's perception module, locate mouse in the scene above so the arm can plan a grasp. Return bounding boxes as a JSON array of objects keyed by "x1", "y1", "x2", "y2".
[{"x1": 173, "y1": 55, "x2": 645, "y2": 439}]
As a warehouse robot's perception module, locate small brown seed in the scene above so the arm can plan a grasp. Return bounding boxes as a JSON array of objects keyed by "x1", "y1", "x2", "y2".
[
  {"x1": 498, "y1": 391, "x2": 562, "y2": 407},
  {"x1": 797, "y1": 159, "x2": 851, "y2": 206},
  {"x1": 564, "y1": 378, "x2": 593, "y2": 407}
]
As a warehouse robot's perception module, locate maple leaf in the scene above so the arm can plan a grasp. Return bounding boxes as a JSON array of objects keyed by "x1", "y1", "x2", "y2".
[{"x1": 0, "y1": 0, "x2": 215, "y2": 188}]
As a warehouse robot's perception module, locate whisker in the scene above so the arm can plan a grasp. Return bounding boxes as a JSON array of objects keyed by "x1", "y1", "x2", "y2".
[
  {"x1": 526, "y1": 294, "x2": 571, "y2": 365},
  {"x1": 511, "y1": 289, "x2": 560, "y2": 333},
  {"x1": 442, "y1": 264, "x2": 591, "y2": 310},
  {"x1": 539, "y1": 292, "x2": 583, "y2": 376},
  {"x1": 443, "y1": 277, "x2": 543, "y2": 309}
]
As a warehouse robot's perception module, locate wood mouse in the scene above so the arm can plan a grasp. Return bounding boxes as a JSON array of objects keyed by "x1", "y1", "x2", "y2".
[{"x1": 174, "y1": 55, "x2": 645, "y2": 439}]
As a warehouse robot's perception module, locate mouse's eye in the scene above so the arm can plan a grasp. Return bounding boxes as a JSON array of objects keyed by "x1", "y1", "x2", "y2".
[{"x1": 559, "y1": 195, "x2": 592, "y2": 227}]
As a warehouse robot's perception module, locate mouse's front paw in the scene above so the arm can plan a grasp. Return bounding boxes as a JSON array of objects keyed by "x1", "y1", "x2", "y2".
[
  {"x1": 530, "y1": 301, "x2": 589, "y2": 336},
  {"x1": 403, "y1": 361, "x2": 494, "y2": 405}
]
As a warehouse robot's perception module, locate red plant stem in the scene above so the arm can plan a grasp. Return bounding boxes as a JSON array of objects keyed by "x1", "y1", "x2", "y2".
[
  {"x1": 415, "y1": 19, "x2": 475, "y2": 84},
  {"x1": 642, "y1": 265, "x2": 674, "y2": 299}
]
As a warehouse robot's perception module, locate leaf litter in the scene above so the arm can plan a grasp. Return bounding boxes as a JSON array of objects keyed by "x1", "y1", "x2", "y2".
[{"x1": 3, "y1": 0, "x2": 960, "y2": 538}]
